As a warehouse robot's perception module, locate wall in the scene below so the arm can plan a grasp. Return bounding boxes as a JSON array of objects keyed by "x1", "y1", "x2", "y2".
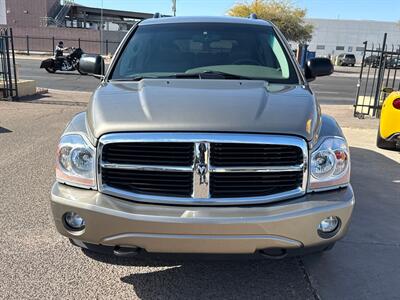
[
  {"x1": 12, "y1": 27, "x2": 102, "y2": 54},
  {"x1": 4, "y1": 0, "x2": 56, "y2": 28},
  {"x1": 0, "y1": 0, "x2": 6, "y2": 25},
  {"x1": 102, "y1": 30, "x2": 128, "y2": 54},
  {"x1": 306, "y1": 18, "x2": 400, "y2": 62}
]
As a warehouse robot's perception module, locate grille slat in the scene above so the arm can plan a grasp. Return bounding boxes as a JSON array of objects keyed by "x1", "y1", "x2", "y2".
[
  {"x1": 103, "y1": 142, "x2": 194, "y2": 166},
  {"x1": 102, "y1": 169, "x2": 193, "y2": 197},
  {"x1": 210, "y1": 171, "x2": 303, "y2": 198},
  {"x1": 210, "y1": 143, "x2": 303, "y2": 167}
]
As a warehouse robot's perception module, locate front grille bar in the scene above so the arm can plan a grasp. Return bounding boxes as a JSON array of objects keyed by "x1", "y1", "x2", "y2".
[
  {"x1": 101, "y1": 162, "x2": 304, "y2": 173},
  {"x1": 98, "y1": 133, "x2": 309, "y2": 206},
  {"x1": 101, "y1": 162, "x2": 192, "y2": 172},
  {"x1": 208, "y1": 165, "x2": 304, "y2": 173}
]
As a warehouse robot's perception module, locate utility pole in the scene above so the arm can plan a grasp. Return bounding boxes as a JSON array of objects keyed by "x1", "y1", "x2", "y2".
[
  {"x1": 172, "y1": 0, "x2": 176, "y2": 16},
  {"x1": 100, "y1": 0, "x2": 104, "y2": 54}
]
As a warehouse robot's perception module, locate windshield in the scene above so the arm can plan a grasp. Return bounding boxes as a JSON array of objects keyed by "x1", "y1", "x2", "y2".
[{"x1": 110, "y1": 22, "x2": 299, "y2": 83}]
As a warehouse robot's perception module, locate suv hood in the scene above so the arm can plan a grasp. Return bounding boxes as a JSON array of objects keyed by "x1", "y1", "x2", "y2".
[{"x1": 87, "y1": 79, "x2": 319, "y2": 141}]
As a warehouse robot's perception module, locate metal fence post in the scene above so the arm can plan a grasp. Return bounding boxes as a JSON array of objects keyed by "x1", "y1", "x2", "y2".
[
  {"x1": 10, "y1": 28, "x2": 18, "y2": 98},
  {"x1": 5, "y1": 30, "x2": 13, "y2": 98},
  {"x1": 354, "y1": 41, "x2": 368, "y2": 117},
  {"x1": 373, "y1": 33, "x2": 387, "y2": 117},
  {"x1": 78, "y1": 38, "x2": 81, "y2": 48},
  {"x1": 106, "y1": 40, "x2": 109, "y2": 55},
  {"x1": 26, "y1": 35, "x2": 30, "y2": 55},
  {"x1": 52, "y1": 36, "x2": 55, "y2": 53}
]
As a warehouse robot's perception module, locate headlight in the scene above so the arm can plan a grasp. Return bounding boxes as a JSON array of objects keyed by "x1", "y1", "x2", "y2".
[
  {"x1": 309, "y1": 137, "x2": 350, "y2": 191},
  {"x1": 56, "y1": 134, "x2": 96, "y2": 189}
]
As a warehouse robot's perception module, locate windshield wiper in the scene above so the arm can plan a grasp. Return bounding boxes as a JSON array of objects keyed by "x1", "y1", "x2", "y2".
[
  {"x1": 110, "y1": 71, "x2": 261, "y2": 81},
  {"x1": 110, "y1": 75, "x2": 159, "y2": 82},
  {"x1": 164, "y1": 71, "x2": 255, "y2": 80}
]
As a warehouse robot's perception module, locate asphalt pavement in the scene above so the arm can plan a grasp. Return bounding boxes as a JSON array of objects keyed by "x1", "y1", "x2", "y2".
[
  {"x1": 16, "y1": 58, "x2": 358, "y2": 104},
  {"x1": 16, "y1": 58, "x2": 100, "y2": 92},
  {"x1": 0, "y1": 99, "x2": 317, "y2": 299},
  {"x1": 1, "y1": 60, "x2": 399, "y2": 299}
]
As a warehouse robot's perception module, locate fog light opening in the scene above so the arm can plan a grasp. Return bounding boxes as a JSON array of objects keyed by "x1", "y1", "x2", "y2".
[
  {"x1": 63, "y1": 212, "x2": 86, "y2": 231},
  {"x1": 318, "y1": 216, "x2": 341, "y2": 239}
]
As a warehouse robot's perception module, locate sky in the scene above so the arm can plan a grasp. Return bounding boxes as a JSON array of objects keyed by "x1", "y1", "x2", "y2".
[{"x1": 75, "y1": 0, "x2": 400, "y2": 22}]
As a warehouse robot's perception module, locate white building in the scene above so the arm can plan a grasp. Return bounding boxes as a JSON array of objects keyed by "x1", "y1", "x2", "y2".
[
  {"x1": 306, "y1": 18, "x2": 400, "y2": 62},
  {"x1": 0, "y1": 0, "x2": 6, "y2": 25}
]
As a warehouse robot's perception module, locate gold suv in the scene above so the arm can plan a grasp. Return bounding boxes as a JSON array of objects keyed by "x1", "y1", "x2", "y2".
[{"x1": 51, "y1": 15, "x2": 354, "y2": 259}]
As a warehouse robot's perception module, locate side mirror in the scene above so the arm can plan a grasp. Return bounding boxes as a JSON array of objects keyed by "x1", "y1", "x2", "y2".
[
  {"x1": 305, "y1": 57, "x2": 334, "y2": 81},
  {"x1": 79, "y1": 54, "x2": 105, "y2": 78}
]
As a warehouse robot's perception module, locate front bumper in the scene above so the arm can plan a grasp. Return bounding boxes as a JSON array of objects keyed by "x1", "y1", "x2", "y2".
[{"x1": 51, "y1": 182, "x2": 355, "y2": 254}]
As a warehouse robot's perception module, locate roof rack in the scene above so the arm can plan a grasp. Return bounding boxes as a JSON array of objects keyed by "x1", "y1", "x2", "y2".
[{"x1": 249, "y1": 13, "x2": 258, "y2": 19}]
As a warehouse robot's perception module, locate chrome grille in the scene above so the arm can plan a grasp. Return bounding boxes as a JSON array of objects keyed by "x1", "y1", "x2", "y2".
[{"x1": 98, "y1": 133, "x2": 308, "y2": 206}]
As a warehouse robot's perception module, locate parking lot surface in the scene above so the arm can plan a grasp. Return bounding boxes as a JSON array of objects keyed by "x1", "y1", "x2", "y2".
[{"x1": 0, "y1": 74, "x2": 399, "y2": 299}]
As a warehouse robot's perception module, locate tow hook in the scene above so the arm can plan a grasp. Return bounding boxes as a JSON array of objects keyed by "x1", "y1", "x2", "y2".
[{"x1": 113, "y1": 246, "x2": 141, "y2": 257}]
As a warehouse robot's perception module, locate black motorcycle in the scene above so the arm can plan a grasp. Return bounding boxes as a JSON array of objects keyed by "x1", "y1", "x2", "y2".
[{"x1": 40, "y1": 47, "x2": 87, "y2": 75}]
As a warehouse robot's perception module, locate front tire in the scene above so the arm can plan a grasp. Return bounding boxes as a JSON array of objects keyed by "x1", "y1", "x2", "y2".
[
  {"x1": 45, "y1": 67, "x2": 56, "y2": 73},
  {"x1": 76, "y1": 63, "x2": 87, "y2": 75},
  {"x1": 377, "y1": 128, "x2": 397, "y2": 150},
  {"x1": 322, "y1": 242, "x2": 335, "y2": 252}
]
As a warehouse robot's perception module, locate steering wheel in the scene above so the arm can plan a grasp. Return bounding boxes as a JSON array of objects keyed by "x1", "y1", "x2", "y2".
[{"x1": 232, "y1": 58, "x2": 260, "y2": 65}]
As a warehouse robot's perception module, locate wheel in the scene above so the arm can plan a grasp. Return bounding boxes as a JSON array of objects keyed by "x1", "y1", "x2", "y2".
[
  {"x1": 307, "y1": 242, "x2": 336, "y2": 256},
  {"x1": 377, "y1": 127, "x2": 397, "y2": 150},
  {"x1": 284, "y1": 242, "x2": 336, "y2": 257},
  {"x1": 45, "y1": 67, "x2": 56, "y2": 73},
  {"x1": 322, "y1": 242, "x2": 335, "y2": 252},
  {"x1": 76, "y1": 63, "x2": 87, "y2": 75}
]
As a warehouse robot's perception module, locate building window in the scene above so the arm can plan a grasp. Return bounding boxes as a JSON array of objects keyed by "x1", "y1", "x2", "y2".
[
  {"x1": 316, "y1": 45, "x2": 325, "y2": 50},
  {"x1": 356, "y1": 46, "x2": 365, "y2": 52},
  {"x1": 336, "y1": 46, "x2": 345, "y2": 51},
  {"x1": 348, "y1": 46, "x2": 353, "y2": 52}
]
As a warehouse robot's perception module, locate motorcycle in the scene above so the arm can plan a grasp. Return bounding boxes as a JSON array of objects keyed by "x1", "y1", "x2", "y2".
[{"x1": 40, "y1": 47, "x2": 87, "y2": 75}]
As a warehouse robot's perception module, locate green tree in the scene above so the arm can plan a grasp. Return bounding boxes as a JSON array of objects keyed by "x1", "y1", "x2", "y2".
[{"x1": 228, "y1": 0, "x2": 313, "y2": 43}]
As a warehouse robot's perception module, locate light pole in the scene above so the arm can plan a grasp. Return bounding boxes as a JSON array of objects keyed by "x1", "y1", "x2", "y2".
[
  {"x1": 172, "y1": 0, "x2": 176, "y2": 16},
  {"x1": 100, "y1": 0, "x2": 104, "y2": 54}
]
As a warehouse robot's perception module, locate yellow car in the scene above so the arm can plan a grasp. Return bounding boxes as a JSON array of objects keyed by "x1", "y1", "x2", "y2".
[{"x1": 377, "y1": 90, "x2": 400, "y2": 150}]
